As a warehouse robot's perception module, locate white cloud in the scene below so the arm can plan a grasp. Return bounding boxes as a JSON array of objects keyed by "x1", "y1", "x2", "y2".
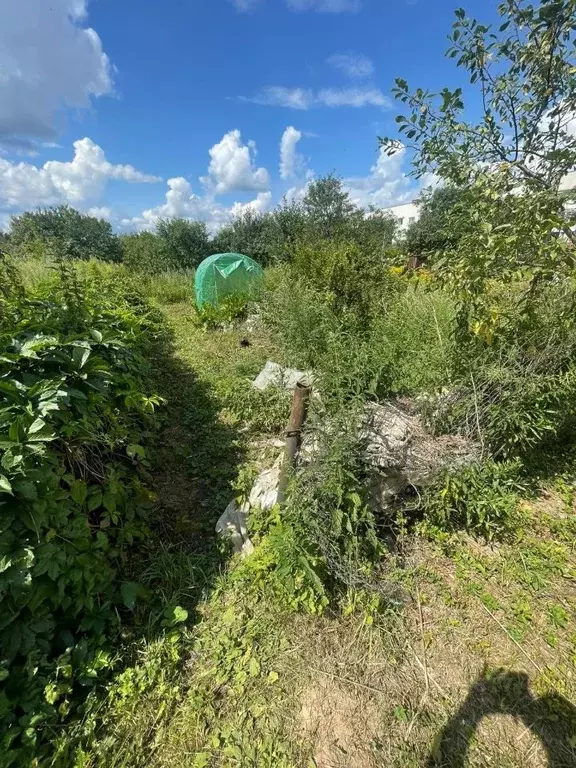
[
  {"x1": 87, "y1": 206, "x2": 113, "y2": 220},
  {"x1": 120, "y1": 177, "x2": 226, "y2": 232},
  {"x1": 201, "y1": 130, "x2": 270, "y2": 194},
  {"x1": 247, "y1": 86, "x2": 389, "y2": 110},
  {"x1": 230, "y1": 191, "x2": 273, "y2": 217},
  {"x1": 328, "y1": 53, "x2": 374, "y2": 80},
  {"x1": 280, "y1": 126, "x2": 305, "y2": 180},
  {"x1": 287, "y1": 0, "x2": 362, "y2": 11},
  {"x1": 0, "y1": 137, "x2": 160, "y2": 209},
  {"x1": 317, "y1": 88, "x2": 388, "y2": 108},
  {"x1": 121, "y1": 178, "x2": 272, "y2": 233},
  {"x1": 0, "y1": 0, "x2": 113, "y2": 147},
  {"x1": 345, "y1": 145, "x2": 414, "y2": 209},
  {"x1": 116, "y1": 130, "x2": 274, "y2": 233}
]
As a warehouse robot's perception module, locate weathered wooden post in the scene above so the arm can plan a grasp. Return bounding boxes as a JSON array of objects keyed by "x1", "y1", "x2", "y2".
[{"x1": 277, "y1": 382, "x2": 311, "y2": 504}]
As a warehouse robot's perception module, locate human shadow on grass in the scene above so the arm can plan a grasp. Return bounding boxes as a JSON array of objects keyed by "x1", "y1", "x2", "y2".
[
  {"x1": 129, "y1": 333, "x2": 246, "y2": 635},
  {"x1": 427, "y1": 669, "x2": 576, "y2": 768}
]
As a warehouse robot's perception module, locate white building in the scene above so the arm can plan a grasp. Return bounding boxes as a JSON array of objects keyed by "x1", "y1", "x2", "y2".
[{"x1": 385, "y1": 201, "x2": 420, "y2": 232}]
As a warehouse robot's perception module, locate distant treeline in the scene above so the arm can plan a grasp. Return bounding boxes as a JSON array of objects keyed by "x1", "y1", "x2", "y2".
[
  {"x1": 1, "y1": 175, "x2": 467, "y2": 272},
  {"x1": 0, "y1": 175, "x2": 406, "y2": 273}
]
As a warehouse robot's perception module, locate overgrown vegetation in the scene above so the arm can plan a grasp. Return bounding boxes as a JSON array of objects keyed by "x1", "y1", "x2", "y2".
[
  {"x1": 0, "y1": 258, "x2": 165, "y2": 764},
  {"x1": 4, "y1": 0, "x2": 576, "y2": 765}
]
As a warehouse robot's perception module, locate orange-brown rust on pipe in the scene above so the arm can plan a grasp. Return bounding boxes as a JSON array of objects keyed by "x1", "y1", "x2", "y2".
[{"x1": 277, "y1": 382, "x2": 312, "y2": 504}]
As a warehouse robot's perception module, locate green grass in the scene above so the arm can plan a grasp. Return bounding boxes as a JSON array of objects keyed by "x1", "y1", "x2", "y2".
[
  {"x1": 139, "y1": 269, "x2": 195, "y2": 304},
  {"x1": 14, "y1": 257, "x2": 194, "y2": 305}
]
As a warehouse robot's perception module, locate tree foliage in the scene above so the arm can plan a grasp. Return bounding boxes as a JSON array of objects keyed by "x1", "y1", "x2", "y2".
[
  {"x1": 9, "y1": 206, "x2": 122, "y2": 262},
  {"x1": 404, "y1": 185, "x2": 470, "y2": 257},
  {"x1": 381, "y1": 0, "x2": 576, "y2": 338},
  {"x1": 6, "y1": 175, "x2": 399, "y2": 273},
  {"x1": 302, "y1": 173, "x2": 359, "y2": 240},
  {"x1": 211, "y1": 210, "x2": 273, "y2": 265},
  {"x1": 120, "y1": 231, "x2": 167, "y2": 274},
  {"x1": 155, "y1": 218, "x2": 209, "y2": 269}
]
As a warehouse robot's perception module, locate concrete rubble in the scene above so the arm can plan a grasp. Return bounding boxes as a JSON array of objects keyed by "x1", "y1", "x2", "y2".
[
  {"x1": 361, "y1": 401, "x2": 479, "y2": 511},
  {"x1": 252, "y1": 361, "x2": 313, "y2": 391},
  {"x1": 216, "y1": 388, "x2": 479, "y2": 552}
]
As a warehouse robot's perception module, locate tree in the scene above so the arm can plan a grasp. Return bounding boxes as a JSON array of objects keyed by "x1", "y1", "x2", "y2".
[
  {"x1": 356, "y1": 206, "x2": 398, "y2": 257},
  {"x1": 303, "y1": 174, "x2": 360, "y2": 240},
  {"x1": 266, "y1": 199, "x2": 308, "y2": 263},
  {"x1": 155, "y1": 218, "x2": 209, "y2": 269},
  {"x1": 210, "y1": 211, "x2": 274, "y2": 265},
  {"x1": 404, "y1": 185, "x2": 469, "y2": 257},
  {"x1": 9, "y1": 206, "x2": 122, "y2": 262},
  {"x1": 120, "y1": 232, "x2": 166, "y2": 274},
  {"x1": 381, "y1": 0, "x2": 576, "y2": 337}
]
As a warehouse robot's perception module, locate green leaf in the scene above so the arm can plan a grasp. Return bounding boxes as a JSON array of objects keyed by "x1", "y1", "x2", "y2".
[
  {"x1": 127, "y1": 444, "x2": 146, "y2": 459},
  {"x1": 28, "y1": 417, "x2": 46, "y2": 435},
  {"x1": 87, "y1": 491, "x2": 103, "y2": 512},
  {"x1": 163, "y1": 605, "x2": 188, "y2": 625},
  {"x1": 72, "y1": 344, "x2": 91, "y2": 370},
  {"x1": 14, "y1": 481, "x2": 37, "y2": 501},
  {"x1": 121, "y1": 582, "x2": 142, "y2": 610},
  {"x1": 70, "y1": 480, "x2": 88, "y2": 505},
  {"x1": 8, "y1": 419, "x2": 25, "y2": 443},
  {"x1": 0, "y1": 475, "x2": 13, "y2": 495},
  {"x1": 27, "y1": 425, "x2": 56, "y2": 443},
  {"x1": 90, "y1": 329, "x2": 103, "y2": 343},
  {"x1": 249, "y1": 656, "x2": 261, "y2": 677}
]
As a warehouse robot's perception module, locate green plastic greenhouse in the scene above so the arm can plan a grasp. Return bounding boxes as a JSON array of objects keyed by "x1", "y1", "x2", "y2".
[{"x1": 194, "y1": 253, "x2": 264, "y2": 308}]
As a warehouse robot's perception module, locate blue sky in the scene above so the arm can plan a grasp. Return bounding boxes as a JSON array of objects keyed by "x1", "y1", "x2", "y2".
[{"x1": 0, "y1": 0, "x2": 497, "y2": 230}]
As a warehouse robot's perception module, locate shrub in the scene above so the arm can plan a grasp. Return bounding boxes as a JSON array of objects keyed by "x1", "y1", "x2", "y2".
[
  {"x1": 428, "y1": 279, "x2": 576, "y2": 461},
  {"x1": 263, "y1": 266, "x2": 451, "y2": 402},
  {"x1": 211, "y1": 210, "x2": 273, "y2": 266},
  {"x1": 423, "y1": 459, "x2": 526, "y2": 540},
  {"x1": 120, "y1": 231, "x2": 167, "y2": 275},
  {"x1": 291, "y1": 238, "x2": 396, "y2": 325},
  {"x1": 0, "y1": 257, "x2": 163, "y2": 763},
  {"x1": 9, "y1": 206, "x2": 122, "y2": 263},
  {"x1": 155, "y1": 218, "x2": 209, "y2": 269}
]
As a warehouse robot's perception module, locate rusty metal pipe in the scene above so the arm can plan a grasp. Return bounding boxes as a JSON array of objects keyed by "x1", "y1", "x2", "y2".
[{"x1": 277, "y1": 382, "x2": 311, "y2": 504}]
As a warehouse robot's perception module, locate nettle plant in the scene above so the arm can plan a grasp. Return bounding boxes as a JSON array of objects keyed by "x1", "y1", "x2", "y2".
[
  {"x1": 381, "y1": 0, "x2": 576, "y2": 338},
  {"x1": 0, "y1": 257, "x2": 163, "y2": 763}
]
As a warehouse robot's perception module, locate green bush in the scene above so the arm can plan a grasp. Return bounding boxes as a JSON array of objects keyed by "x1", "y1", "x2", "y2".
[
  {"x1": 120, "y1": 231, "x2": 167, "y2": 275},
  {"x1": 121, "y1": 221, "x2": 208, "y2": 276},
  {"x1": 9, "y1": 206, "x2": 122, "y2": 263},
  {"x1": 263, "y1": 266, "x2": 452, "y2": 402},
  {"x1": 423, "y1": 459, "x2": 526, "y2": 540},
  {"x1": 0, "y1": 257, "x2": 164, "y2": 764},
  {"x1": 291, "y1": 237, "x2": 397, "y2": 325},
  {"x1": 429, "y1": 279, "x2": 576, "y2": 461}
]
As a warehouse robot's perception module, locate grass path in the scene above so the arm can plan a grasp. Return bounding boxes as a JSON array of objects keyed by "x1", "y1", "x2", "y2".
[{"x1": 72, "y1": 299, "x2": 576, "y2": 768}]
